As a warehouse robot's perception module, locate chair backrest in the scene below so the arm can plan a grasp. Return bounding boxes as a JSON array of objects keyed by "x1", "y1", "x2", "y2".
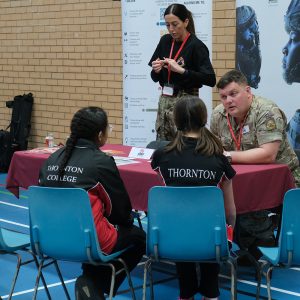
[
  {"x1": 27, "y1": 186, "x2": 103, "y2": 262},
  {"x1": 147, "y1": 186, "x2": 229, "y2": 262},
  {"x1": 279, "y1": 188, "x2": 300, "y2": 265}
]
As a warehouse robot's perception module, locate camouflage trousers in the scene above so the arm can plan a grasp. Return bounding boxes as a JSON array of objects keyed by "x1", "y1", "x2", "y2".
[
  {"x1": 292, "y1": 166, "x2": 300, "y2": 187},
  {"x1": 156, "y1": 91, "x2": 198, "y2": 141}
]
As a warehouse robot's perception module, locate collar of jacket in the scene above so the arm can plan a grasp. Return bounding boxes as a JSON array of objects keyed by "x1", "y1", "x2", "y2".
[{"x1": 75, "y1": 138, "x2": 99, "y2": 150}]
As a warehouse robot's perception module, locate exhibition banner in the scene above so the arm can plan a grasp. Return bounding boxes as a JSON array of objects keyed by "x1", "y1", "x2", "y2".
[
  {"x1": 122, "y1": 0, "x2": 213, "y2": 146},
  {"x1": 236, "y1": 0, "x2": 300, "y2": 148}
]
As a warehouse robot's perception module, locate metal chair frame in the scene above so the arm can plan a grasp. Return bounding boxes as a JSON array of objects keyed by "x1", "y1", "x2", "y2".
[
  {"x1": 0, "y1": 227, "x2": 50, "y2": 300},
  {"x1": 142, "y1": 186, "x2": 238, "y2": 300},
  {"x1": 28, "y1": 186, "x2": 136, "y2": 300}
]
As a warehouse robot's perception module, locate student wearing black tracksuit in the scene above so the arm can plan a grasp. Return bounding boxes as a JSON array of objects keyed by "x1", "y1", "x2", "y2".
[{"x1": 39, "y1": 107, "x2": 145, "y2": 300}]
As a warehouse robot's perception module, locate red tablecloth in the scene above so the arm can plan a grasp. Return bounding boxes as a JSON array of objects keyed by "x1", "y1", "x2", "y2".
[{"x1": 6, "y1": 144, "x2": 295, "y2": 214}]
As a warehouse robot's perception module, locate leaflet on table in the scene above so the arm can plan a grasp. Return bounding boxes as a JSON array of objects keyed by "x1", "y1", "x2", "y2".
[
  {"x1": 102, "y1": 149, "x2": 125, "y2": 156},
  {"x1": 26, "y1": 147, "x2": 60, "y2": 154},
  {"x1": 128, "y1": 147, "x2": 154, "y2": 160},
  {"x1": 113, "y1": 156, "x2": 140, "y2": 166}
]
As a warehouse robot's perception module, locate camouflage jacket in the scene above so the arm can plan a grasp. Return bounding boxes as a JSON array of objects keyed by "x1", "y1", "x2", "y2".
[{"x1": 210, "y1": 95, "x2": 299, "y2": 175}]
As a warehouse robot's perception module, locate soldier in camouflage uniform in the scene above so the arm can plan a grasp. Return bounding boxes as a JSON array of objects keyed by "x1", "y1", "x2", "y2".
[
  {"x1": 210, "y1": 69, "x2": 300, "y2": 187},
  {"x1": 149, "y1": 4, "x2": 216, "y2": 142},
  {"x1": 211, "y1": 70, "x2": 300, "y2": 261}
]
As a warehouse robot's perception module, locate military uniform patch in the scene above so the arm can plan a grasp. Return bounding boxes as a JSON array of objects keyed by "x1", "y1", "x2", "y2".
[{"x1": 266, "y1": 119, "x2": 276, "y2": 130}]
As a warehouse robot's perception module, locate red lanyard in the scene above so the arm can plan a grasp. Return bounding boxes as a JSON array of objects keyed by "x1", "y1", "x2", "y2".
[
  {"x1": 167, "y1": 32, "x2": 190, "y2": 83},
  {"x1": 226, "y1": 113, "x2": 247, "y2": 151}
]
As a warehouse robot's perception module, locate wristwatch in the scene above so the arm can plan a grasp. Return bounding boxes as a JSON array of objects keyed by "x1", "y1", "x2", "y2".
[{"x1": 224, "y1": 151, "x2": 232, "y2": 164}]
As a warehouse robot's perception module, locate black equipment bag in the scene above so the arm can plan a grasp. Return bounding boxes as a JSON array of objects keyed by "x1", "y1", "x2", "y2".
[
  {"x1": 9, "y1": 93, "x2": 34, "y2": 150},
  {"x1": 0, "y1": 93, "x2": 34, "y2": 172}
]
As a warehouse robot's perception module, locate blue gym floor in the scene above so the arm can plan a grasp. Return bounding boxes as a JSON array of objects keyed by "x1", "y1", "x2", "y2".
[{"x1": 0, "y1": 173, "x2": 299, "y2": 299}]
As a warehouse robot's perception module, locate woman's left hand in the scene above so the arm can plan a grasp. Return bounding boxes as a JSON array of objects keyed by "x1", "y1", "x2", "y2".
[{"x1": 163, "y1": 58, "x2": 185, "y2": 74}]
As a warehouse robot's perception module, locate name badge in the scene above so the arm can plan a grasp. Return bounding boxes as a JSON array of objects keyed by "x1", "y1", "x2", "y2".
[
  {"x1": 162, "y1": 84, "x2": 174, "y2": 96},
  {"x1": 243, "y1": 125, "x2": 250, "y2": 134}
]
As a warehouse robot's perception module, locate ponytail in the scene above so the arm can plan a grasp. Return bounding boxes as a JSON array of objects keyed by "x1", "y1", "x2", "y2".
[
  {"x1": 186, "y1": 10, "x2": 195, "y2": 34},
  {"x1": 58, "y1": 133, "x2": 77, "y2": 178}
]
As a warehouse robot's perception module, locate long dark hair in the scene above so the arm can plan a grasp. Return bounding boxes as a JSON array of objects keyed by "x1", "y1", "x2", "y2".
[
  {"x1": 58, "y1": 107, "x2": 108, "y2": 177},
  {"x1": 164, "y1": 3, "x2": 195, "y2": 34},
  {"x1": 166, "y1": 95, "x2": 223, "y2": 155}
]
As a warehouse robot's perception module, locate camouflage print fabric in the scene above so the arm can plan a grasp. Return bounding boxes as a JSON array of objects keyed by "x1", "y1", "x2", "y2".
[
  {"x1": 210, "y1": 95, "x2": 300, "y2": 186},
  {"x1": 156, "y1": 90, "x2": 198, "y2": 141}
]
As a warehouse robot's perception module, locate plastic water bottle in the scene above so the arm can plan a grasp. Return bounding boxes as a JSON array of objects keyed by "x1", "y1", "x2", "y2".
[
  {"x1": 48, "y1": 133, "x2": 54, "y2": 148},
  {"x1": 45, "y1": 133, "x2": 54, "y2": 148}
]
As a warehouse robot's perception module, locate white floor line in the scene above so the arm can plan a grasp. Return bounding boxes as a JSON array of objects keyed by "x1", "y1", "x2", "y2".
[
  {"x1": 0, "y1": 201, "x2": 28, "y2": 209},
  {"x1": 0, "y1": 270, "x2": 298, "y2": 299},
  {"x1": 220, "y1": 274, "x2": 300, "y2": 297},
  {"x1": 1, "y1": 278, "x2": 76, "y2": 299},
  {"x1": 0, "y1": 219, "x2": 29, "y2": 228}
]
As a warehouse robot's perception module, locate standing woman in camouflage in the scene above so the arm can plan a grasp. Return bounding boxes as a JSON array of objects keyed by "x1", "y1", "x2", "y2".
[{"x1": 149, "y1": 3, "x2": 216, "y2": 141}]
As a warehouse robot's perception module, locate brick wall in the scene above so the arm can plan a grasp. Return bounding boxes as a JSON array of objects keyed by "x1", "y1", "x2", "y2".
[
  {"x1": 0, "y1": 0, "x2": 236, "y2": 147},
  {"x1": 213, "y1": 0, "x2": 236, "y2": 107}
]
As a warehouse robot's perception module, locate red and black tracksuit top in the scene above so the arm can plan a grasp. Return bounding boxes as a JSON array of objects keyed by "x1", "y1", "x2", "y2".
[{"x1": 39, "y1": 138, "x2": 133, "y2": 254}]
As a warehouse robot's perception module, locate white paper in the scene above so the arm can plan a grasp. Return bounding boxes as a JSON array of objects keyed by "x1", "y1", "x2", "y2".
[
  {"x1": 128, "y1": 147, "x2": 154, "y2": 160},
  {"x1": 113, "y1": 156, "x2": 140, "y2": 166}
]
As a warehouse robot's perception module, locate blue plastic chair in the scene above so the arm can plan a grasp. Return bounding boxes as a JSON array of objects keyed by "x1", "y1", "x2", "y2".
[
  {"x1": 27, "y1": 186, "x2": 136, "y2": 300},
  {"x1": 258, "y1": 188, "x2": 300, "y2": 300},
  {"x1": 0, "y1": 227, "x2": 50, "y2": 300},
  {"x1": 142, "y1": 186, "x2": 237, "y2": 300}
]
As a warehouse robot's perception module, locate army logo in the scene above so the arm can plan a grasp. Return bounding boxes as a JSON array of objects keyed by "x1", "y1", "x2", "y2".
[{"x1": 266, "y1": 119, "x2": 276, "y2": 130}]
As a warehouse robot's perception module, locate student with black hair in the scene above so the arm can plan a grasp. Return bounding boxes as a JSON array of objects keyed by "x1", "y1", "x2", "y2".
[
  {"x1": 149, "y1": 3, "x2": 216, "y2": 141},
  {"x1": 39, "y1": 107, "x2": 146, "y2": 300},
  {"x1": 151, "y1": 96, "x2": 236, "y2": 300}
]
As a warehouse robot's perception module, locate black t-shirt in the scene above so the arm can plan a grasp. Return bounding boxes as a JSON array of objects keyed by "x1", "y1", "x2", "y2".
[
  {"x1": 151, "y1": 137, "x2": 236, "y2": 187},
  {"x1": 148, "y1": 33, "x2": 216, "y2": 90}
]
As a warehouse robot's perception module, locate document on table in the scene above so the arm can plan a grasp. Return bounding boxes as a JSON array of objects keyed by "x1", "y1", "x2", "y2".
[
  {"x1": 113, "y1": 156, "x2": 140, "y2": 166},
  {"x1": 26, "y1": 147, "x2": 61, "y2": 154}
]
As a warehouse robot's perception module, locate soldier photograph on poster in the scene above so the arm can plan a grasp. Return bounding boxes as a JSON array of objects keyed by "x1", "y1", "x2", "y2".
[{"x1": 236, "y1": 0, "x2": 300, "y2": 149}]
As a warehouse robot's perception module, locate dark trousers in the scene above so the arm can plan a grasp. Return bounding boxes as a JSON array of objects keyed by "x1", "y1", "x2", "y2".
[
  {"x1": 82, "y1": 224, "x2": 146, "y2": 295},
  {"x1": 176, "y1": 262, "x2": 220, "y2": 299}
]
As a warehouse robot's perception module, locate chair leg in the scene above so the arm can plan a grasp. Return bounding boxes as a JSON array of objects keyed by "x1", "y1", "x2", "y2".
[
  {"x1": 142, "y1": 259, "x2": 149, "y2": 300},
  {"x1": 149, "y1": 261, "x2": 154, "y2": 300},
  {"x1": 118, "y1": 258, "x2": 136, "y2": 300},
  {"x1": 227, "y1": 258, "x2": 237, "y2": 300},
  {"x1": 255, "y1": 262, "x2": 262, "y2": 300},
  {"x1": 29, "y1": 252, "x2": 51, "y2": 300},
  {"x1": 143, "y1": 258, "x2": 154, "y2": 300},
  {"x1": 266, "y1": 266, "x2": 274, "y2": 300},
  {"x1": 33, "y1": 258, "x2": 45, "y2": 300},
  {"x1": 7, "y1": 253, "x2": 22, "y2": 300},
  {"x1": 53, "y1": 260, "x2": 71, "y2": 300},
  {"x1": 108, "y1": 263, "x2": 116, "y2": 300}
]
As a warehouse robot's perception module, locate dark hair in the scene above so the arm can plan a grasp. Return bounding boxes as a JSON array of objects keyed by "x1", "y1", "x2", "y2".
[
  {"x1": 164, "y1": 4, "x2": 195, "y2": 34},
  {"x1": 166, "y1": 95, "x2": 223, "y2": 155},
  {"x1": 58, "y1": 106, "x2": 108, "y2": 177},
  {"x1": 217, "y1": 69, "x2": 248, "y2": 89}
]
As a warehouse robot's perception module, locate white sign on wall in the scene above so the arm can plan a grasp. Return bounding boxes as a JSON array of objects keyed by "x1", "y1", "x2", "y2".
[{"x1": 121, "y1": 0, "x2": 213, "y2": 146}]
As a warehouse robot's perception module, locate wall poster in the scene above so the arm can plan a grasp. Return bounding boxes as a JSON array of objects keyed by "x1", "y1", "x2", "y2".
[
  {"x1": 122, "y1": 0, "x2": 213, "y2": 146},
  {"x1": 236, "y1": 0, "x2": 300, "y2": 148}
]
